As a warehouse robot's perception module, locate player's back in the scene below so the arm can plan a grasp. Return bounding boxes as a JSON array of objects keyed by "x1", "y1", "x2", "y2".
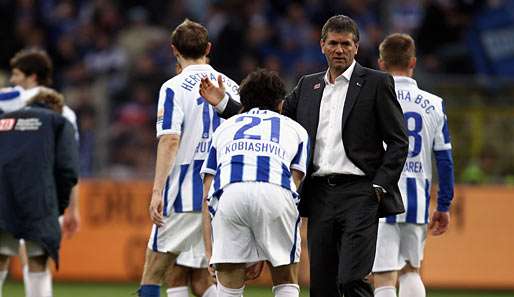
[
  {"x1": 156, "y1": 64, "x2": 239, "y2": 213},
  {"x1": 204, "y1": 108, "x2": 309, "y2": 199},
  {"x1": 387, "y1": 76, "x2": 451, "y2": 224}
]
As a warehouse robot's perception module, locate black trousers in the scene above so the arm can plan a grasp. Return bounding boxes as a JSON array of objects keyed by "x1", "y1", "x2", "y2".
[{"x1": 307, "y1": 175, "x2": 379, "y2": 297}]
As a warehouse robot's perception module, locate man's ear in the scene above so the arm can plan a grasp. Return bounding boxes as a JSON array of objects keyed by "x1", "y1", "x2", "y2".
[
  {"x1": 277, "y1": 100, "x2": 285, "y2": 114},
  {"x1": 171, "y1": 44, "x2": 179, "y2": 57},
  {"x1": 409, "y1": 57, "x2": 417, "y2": 70},
  {"x1": 204, "y1": 42, "x2": 212, "y2": 56},
  {"x1": 378, "y1": 59, "x2": 386, "y2": 71}
]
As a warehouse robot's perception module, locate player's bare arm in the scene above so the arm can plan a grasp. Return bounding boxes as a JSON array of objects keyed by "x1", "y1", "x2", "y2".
[
  {"x1": 202, "y1": 174, "x2": 215, "y2": 278},
  {"x1": 199, "y1": 74, "x2": 225, "y2": 105},
  {"x1": 62, "y1": 186, "x2": 80, "y2": 239},
  {"x1": 150, "y1": 134, "x2": 180, "y2": 226},
  {"x1": 291, "y1": 169, "x2": 305, "y2": 189},
  {"x1": 202, "y1": 174, "x2": 214, "y2": 259}
]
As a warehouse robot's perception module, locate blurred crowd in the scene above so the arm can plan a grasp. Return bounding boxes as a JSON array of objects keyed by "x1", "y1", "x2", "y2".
[{"x1": 0, "y1": 0, "x2": 512, "y2": 180}]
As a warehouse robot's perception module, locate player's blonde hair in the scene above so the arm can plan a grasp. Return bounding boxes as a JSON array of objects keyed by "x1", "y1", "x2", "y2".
[
  {"x1": 379, "y1": 33, "x2": 416, "y2": 70},
  {"x1": 171, "y1": 19, "x2": 209, "y2": 59},
  {"x1": 26, "y1": 87, "x2": 64, "y2": 113}
]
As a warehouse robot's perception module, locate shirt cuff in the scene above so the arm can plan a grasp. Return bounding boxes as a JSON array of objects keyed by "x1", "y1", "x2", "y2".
[
  {"x1": 373, "y1": 184, "x2": 387, "y2": 193},
  {"x1": 214, "y1": 94, "x2": 229, "y2": 113}
]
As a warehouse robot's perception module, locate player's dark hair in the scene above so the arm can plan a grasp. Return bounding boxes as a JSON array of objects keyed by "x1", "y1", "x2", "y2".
[
  {"x1": 321, "y1": 15, "x2": 359, "y2": 42},
  {"x1": 239, "y1": 69, "x2": 286, "y2": 113},
  {"x1": 379, "y1": 33, "x2": 416, "y2": 70},
  {"x1": 171, "y1": 19, "x2": 209, "y2": 60},
  {"x1": 10, "y1": 49, "x2": 53, "y2": 86},
  {"x1": 26, "y1": 87, "x2": 64, "y2": 113}
]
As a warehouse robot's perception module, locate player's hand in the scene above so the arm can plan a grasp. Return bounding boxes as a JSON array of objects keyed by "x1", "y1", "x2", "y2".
[
  {"x1": 149, "y1": 192, "x2": 164, "y2": 226},
  {"x1": 245, "y1": 261, "x2": 264, "y2": 281},
  {"x1": 428, "y1": 211, "x2": 450, "y2": 236},
  {"x1": 61, "y1": 208, "x2": 80, "y2": 239},
  {"x1": 199, "y1": 75, "x2": 225, "y2": 106}
]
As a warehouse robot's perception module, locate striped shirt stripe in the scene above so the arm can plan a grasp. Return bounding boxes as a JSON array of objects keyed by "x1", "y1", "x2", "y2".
[
  {"x1": 162, "y1": 88, "x2": 175, "y2": 130},
  {"x1": 406, "y1": 178, "x2": 418, "y2": 223},
  {"x1": 230, "y1": 155, "x2": 244, "y2": 183},
  {"x1": 256, "y1": 156, "x2": 270, "y2": 182}
]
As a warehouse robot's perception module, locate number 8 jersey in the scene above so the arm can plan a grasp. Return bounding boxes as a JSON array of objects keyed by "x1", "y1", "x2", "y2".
[
  {"x1": 385, "y1": 76, "x2": 454, "y2": 224},
  {"x1": 201, "y1": 108, "x2": 310, "y2": 206},
  {"x1": 156, "y1": 64, "x2": 239, "y2": 213}
]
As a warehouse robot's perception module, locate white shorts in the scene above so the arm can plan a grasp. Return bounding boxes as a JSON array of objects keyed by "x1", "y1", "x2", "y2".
[
  {"x1": 0, "y1": 231, "x2": 46, "y2": 257},
  {"x1": 176, "y1": 237, "x2": 209, "y2": 269},
  {"x1": 147, "y1": 211, "x2": 202, "y2": 255},
  {"x1": 210, "y1": 182, "x2": 301, "y2": 267},
  {"x1": 372, "y1": 222, "x2": 427, "y2": 272}
]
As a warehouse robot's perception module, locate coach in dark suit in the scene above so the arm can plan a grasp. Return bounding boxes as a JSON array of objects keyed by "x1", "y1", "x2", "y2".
[{"x1": 203, "y1": 15, "x2": 408, "y2": 297}]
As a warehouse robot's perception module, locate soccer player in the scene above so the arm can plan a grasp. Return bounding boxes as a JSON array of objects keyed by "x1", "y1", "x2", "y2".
[
  {"x1": 138, "y1": 19, "x2": 239, "y2": 297},
  {"x1": 0, "y1": 49, "x2": 80, "y2": 297},
  {"x1": 372, "y1": 33, "x2": 455, "y2": 297},
  {"x1": 199, "y1": 69, "x2": 309, "y2": 297},
  {"x1": 0, "y1": 88, "x2": 79, "y2": 297}
]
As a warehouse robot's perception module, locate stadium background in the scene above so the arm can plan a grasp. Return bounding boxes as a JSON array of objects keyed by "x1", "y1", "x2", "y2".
[{"x1": 1, "y1": 0, "x2": 513, "y2": 296}]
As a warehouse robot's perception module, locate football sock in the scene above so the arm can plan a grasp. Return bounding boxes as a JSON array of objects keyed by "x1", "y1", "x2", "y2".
[
  {"x1": 138, "y1": 284, "x2": 160, "y2": 297},
  {"x1": 202, "y1": 284, "x2": 217, "y2": 297},
  {"x1": 272, "y1": 283, "x2": 300, "y2": 297},
  {"x1": 0, "y1": 270, "x2": 7, "y2": 297},
  {"x1": 26, "y1": 271, "x2": 52, "y2": 297},
  {"x1": 374, "y1": 286, "x2": 397, "y2": 297},
  {"x1": 217, "y1": 280, "x2": 244, "y2": 297},
  {"x1": 23, "y1": 265, "x2": 29, "y2": 297},
  {"x1": 399, "y1": 272, "x2": 425, "y2": 297},
  {"x1": 167, "y1": 286, "x2": 188, "y2": 297}
]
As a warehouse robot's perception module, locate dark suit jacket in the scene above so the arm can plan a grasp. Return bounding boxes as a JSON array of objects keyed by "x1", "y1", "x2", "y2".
[
  {"x1": 0, "y1": 103, "x2": 79, "y2": 266},
  {"x1": 222, "y1": 63, "x2": 408, "y2": 218}
]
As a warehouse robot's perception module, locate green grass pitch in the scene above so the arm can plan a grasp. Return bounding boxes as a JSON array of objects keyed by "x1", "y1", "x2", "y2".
[{"x1": 4, "y1": 281, "x2": 514, "y2": 297}]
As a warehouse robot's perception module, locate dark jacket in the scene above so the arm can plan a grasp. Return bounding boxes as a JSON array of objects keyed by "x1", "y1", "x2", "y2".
[
  {"x1": 0, "y1": 103, "x2": 79, "y2": 266},
  {"x1": 222, "y1": 63, "x2": 409, "y2": 217}
]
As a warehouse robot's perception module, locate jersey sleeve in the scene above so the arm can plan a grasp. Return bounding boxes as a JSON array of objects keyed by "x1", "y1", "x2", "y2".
[
  {"x1": 433, "y1": 100, "x2": 452, "y2": 151},
  {"x1": 62, "y1": 105, "x2": 80, "y2": 141},
  {"x1": 201, "y1": 134, "x2": 219, "y2": 177},
  {"x1": 290, "y1": 126, "x2": 309, "y2": 175},
  {"x1": 223, "y1": 75, "x2": 240, "y2": 103},
  {"x1": 156, "y1": 85, "x2": 184, "y2": 137},
  {"x1": 0, "y1": 87, "x2": 23, "y2": 113},
  {"x1": 432, "y1": 100, "x2": 454, "y2": 211}
]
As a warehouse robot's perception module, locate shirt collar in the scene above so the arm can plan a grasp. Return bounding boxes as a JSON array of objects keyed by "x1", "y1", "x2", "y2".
[
  {"x1": 181, "y1": 64, "x2": 214, "y2": 73},
  {"x1": 324, "y1": 60, "x2": 356, "y2": 85},
  {"x1": 393, "y1": 75, "x2": 418, "y2": 87}
]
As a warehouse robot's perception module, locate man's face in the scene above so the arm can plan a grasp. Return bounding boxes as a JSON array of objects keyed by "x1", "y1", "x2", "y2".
[
  {"x1": 10, "y1": 68, "x2": 35, "y2": 89},
  {"x1": 320, "y1": 31, "x2": 359, "y2": 72}
]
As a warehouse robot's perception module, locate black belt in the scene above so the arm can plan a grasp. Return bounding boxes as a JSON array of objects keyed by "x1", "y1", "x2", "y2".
[{"x1": 312, "y1": 174, "x2": 366, "y2": 186}]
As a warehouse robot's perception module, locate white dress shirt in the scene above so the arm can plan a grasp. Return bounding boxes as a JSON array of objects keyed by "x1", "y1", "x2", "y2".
[{"x1": 312, "y1": 60, "x2": 365, "y2": 176}]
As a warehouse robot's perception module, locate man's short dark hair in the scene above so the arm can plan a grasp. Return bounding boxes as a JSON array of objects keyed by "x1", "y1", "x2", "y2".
[
  {"x1": 10, "y1": 49, "x2": 53, "y2": 86},
  {"x1": 171, "y1": 19, "x2": 209, "y2": 60},
  {"x1": 239, "y1": 69, "x2": 286, "y2": 113},
  {"x1": 379, "y1": 33, "x2": 416, "y2": 70},
  {"x1": 321, "y1": 15, "x2": 360, "y2": 42}
]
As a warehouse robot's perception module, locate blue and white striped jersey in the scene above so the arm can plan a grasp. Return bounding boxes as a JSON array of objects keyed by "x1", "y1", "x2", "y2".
[
  {"x1": 156, "y1": 64, "x2": 239, "y2": 213},
  {"x1": 0, "y1": 86, "x2": 79, "y2": 140},
  {"x1": 384, "y1": 76, "x2": 454, "y2": 224},
  {"x1": 0, "y1": 86, "x2": 38, "y2": 113},
  {"x1": 201, "y1": 108, "x2": 309, "y2": 210}
]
